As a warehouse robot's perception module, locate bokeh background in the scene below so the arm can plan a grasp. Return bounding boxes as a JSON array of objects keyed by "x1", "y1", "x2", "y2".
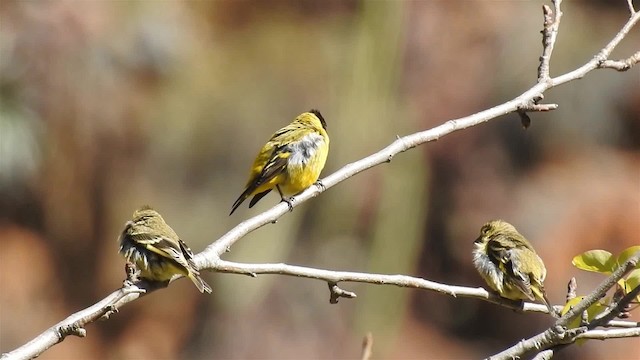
[{"x1": 1, "y1": 0, "x2": 638, "y2": 359}]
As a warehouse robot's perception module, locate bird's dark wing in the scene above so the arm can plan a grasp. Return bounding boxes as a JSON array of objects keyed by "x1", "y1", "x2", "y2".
[
  {"x1": 254, "y1": 145, "x2": 290, "y2": 185},
  {"x1": 504, "y1": 249, "x2": 535, "y2": 300},
  {"x1": 230, "y1": 145, "x2": 289, "y2": 215},
  {"x1": 487, "y1": 239, "x2": 535, "y2": 300},
  {"x1": 178, "y1": 239, "x2": 199, "y2": 272}
]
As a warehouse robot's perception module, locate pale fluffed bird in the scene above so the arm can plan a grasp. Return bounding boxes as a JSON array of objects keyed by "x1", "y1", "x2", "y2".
[{"x1": 473, "y1": 220, "x2": 557, "y2": 316}]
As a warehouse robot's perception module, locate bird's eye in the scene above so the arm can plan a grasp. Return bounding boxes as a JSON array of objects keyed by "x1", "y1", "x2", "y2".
[{"x1": 481, "y1": 226, "x2": 489, "y2": 235}]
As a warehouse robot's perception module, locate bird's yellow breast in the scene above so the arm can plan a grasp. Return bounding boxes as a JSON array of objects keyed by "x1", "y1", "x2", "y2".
[{"x1": 280, "y1": 133, "x2": 328, "y2": 194}]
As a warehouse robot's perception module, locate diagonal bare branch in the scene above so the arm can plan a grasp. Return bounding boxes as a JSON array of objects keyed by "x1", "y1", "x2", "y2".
[{"x1": 3, "y1": 2, "x2": 639, "y2": 360}]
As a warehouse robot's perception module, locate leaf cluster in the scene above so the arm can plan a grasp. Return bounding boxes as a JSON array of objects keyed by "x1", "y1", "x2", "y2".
[{"x1": 563, "y1": 246, "x2": 640, "y2": 328}]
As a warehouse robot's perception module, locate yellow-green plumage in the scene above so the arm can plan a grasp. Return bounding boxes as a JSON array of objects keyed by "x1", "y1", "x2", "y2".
[
  {"x1": 230, "y1": 109, "x2": 329, "y2": 215},
  {"x1": 473, "y1": 220, "x2": 556, "y2": 316},
  {"x1": 118, "y1": 206, "x2": 212, "y2": 293}
]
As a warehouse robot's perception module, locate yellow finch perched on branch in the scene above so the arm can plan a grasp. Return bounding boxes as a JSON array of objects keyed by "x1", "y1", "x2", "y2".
[
  {"x1": 473, "y1": 220, "x2": 557, "y2": 316},
  {"x1": 230, "y1": 109, "x2": 329, "y2": 215},
  {"x1": 118, "y1": 206, "x2": 212, "y2": 293}
]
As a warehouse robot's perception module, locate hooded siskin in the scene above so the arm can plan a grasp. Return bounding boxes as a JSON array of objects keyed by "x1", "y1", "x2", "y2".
[
  {"x1": 230, "y1": 109, "x2": 329, "y2": 215},
  {"x1": 118, "y1": 205, "x2": 212, "y2": 293},
  {"x1": 473, "y1": 219, "x2": 556, "y2": 316}
]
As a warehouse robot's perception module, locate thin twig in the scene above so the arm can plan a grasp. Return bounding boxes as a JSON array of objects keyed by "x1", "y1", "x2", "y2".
[
  {"x1": 589, "y1": 279, "x2": 640, "y2": 329},
  {"x1": 606, "y1": 319, "x2": 640, "y2": 328},
  {"x1": 214, "y1": 259, "x2": 561, "y2": 314},
  {"x1": 552, "y1": 10, "x2": 640, "y2": 86},
  {"x1": 4, "y1": 3, "x2": 640, "y2": 360},
  {"x1": 598, "y1": 51, "x2": 640, "y2": 71},
  {"x1": 361, "y1": 332, "x2": 374, "y2": 360},
  {"x1": 538, "y1": 0, "x2": 563, "y2": 81},
  {"x1": 575, "y1": 327, "x2": 640, "y2": 340}
]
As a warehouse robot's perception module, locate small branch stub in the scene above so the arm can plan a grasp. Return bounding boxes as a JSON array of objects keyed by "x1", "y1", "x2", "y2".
[
  {"x1": 99, "y1": 306, "x2": 117, "y2": 321},
  {"x1": 328, "y1": 282, "x2": 357, "y2": 304},
  {"x1": 598, "y1": 51, "x2": 640, "y2": 71},
  {"x1": 516, "y1": 100, "x2": 558, "y2": 129}
]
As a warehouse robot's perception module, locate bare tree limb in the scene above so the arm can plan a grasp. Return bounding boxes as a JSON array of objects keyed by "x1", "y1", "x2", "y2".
[
  {"x1": 214, "y1": 259, "x2": 555, "y2": 312},
  {"x1": 215, "y1": 259, "x2": 640, "y2": 327},
  {"x1": 3, "y1": 2, "x2": 639, "y2": 360},
  {"x1": 207, "y1": 258, "x2": 640, "y2": 328}
]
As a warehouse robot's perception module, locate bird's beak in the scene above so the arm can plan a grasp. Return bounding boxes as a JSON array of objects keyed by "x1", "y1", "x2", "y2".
[{"x1": 473, "y1": 236, "x2": 483, "y2": 244}]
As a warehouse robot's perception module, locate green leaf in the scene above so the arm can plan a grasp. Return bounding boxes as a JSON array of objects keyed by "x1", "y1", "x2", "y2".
[
  {"x1": 617, "y1": 246, "x2": 640, "y2": 269},
  {"x1": 626, "y1": 269, "x2": 640, "y2": 289},
  {"x1": 618, "y1": 278, "x2": 627, "y2": 292},
  {"x1": 561, "y1": 296, "x2": 608, "y2": 330},
  {"x1": 624, "y1": 269, "x2": 640, "y2": 301},
  {"x1": 572, "y1": 250, "x2": 616, "y2": 274},
  {"x1": 561, "y1": 297, "x2": 583, "y2": 315},
  {"x1": 561, "y1": 297, "x2": 584, "y2": 329},
  {"x1": 585, "y1": 302, "x2": 607, "y2": 321}
]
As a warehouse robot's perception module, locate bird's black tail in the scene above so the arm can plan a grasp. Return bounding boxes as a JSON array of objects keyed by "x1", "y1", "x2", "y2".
[{"x1": 230, "y1": 187, "x2": 253, "y2": 215}]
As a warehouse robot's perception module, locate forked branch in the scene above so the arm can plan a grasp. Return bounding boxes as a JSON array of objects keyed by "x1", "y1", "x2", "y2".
[{"x1": 3, "y1": 2, "x2": 639, "y2": 360}]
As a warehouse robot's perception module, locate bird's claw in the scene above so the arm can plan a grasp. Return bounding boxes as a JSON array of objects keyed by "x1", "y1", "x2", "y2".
[
  {"x1": 314, "y1": 180, "x2": 326, "y2": 192},
  {"x1": 282, "y1": 197, "x2": 295, "y2": 212}
]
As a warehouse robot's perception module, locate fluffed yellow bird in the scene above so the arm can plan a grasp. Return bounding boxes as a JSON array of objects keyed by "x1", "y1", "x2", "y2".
[
  {"x1": 118, "y1": 206, "x2": 212, "y2": 293},
  {"x1": 230, "y1": 109, "x2": 329, "y2": 215},
  {"x1": 473, "y1": 220, "x2": 557, "y2": 316}
]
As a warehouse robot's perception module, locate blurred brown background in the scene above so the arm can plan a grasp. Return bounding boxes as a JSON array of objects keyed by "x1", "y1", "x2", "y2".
[{"x1": 1, "y1": 0, "x2": 638, "y2": 359}]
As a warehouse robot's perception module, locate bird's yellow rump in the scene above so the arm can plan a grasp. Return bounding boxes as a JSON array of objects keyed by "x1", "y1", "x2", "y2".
[
  {"x1": 118, "y1": 206, "x2": 212, "y2": 293},
  {"x1": 230, "y1": 109, "x2": 329, "y2": 215},
  {"x1": 473, "y1": 219, "x2": 557, "y2": 316}
]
